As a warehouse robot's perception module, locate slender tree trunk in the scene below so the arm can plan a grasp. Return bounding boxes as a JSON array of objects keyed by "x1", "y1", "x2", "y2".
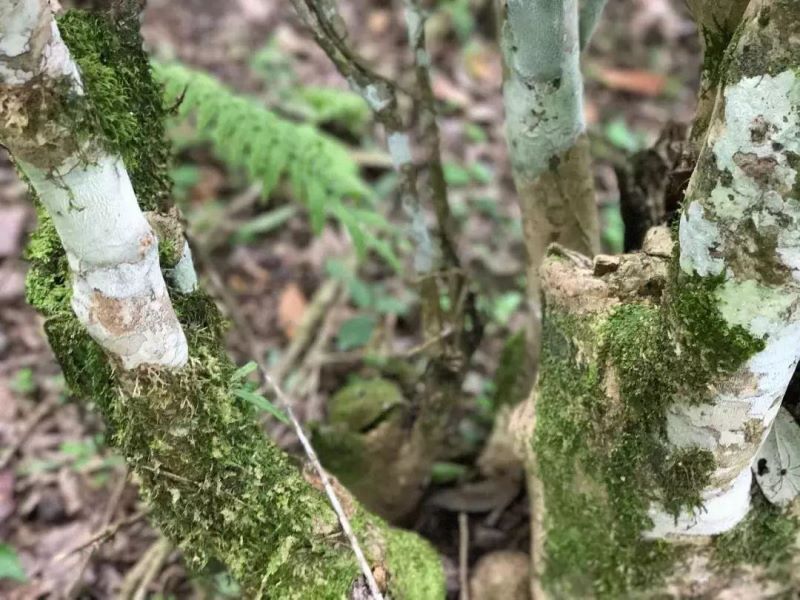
[
  {"x1": 513, "y1": 0, "x2": 800, "y2": 596},
  {"x1": 2, "y1": 3, "x2": 444, "y2": 597},
  {"x1": 499, "y1": 0, "x2": 602, "y2": 369}
]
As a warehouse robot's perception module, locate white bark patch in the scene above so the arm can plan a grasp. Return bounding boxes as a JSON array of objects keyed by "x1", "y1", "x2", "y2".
[
  {"x1": 166, "y1": 241, "x2": 199, "y2": 294},
  {"x1": 502, "y1": 0, "x2": 585, "y2": 180},
  {"x1": 23, "y1": 154, "x2": 188, "y2": 369},
  {"x1": 387, "y1": 132, "x2": 412, "y2": 169},
  {"x1": 0, "y1": 0, "x2": 40, "y2": 58},
  {"x1": 662, "y1": 69, "x2": 800, "y2": 538},
  {"x1": 754, "y1": 408, "x2": 800, "y2": 507},
  {"x1": 678, "y1": 201, "x2": 724, "y2": 276}
]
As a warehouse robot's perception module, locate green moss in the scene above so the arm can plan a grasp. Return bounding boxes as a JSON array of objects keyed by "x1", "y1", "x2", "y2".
[
  {"x1": 383, "y1": 526, "x2": 446, "y2": 600},
  {"x1": 658, "y1": 448, "x2": 715, "y2": 517},
  {"x1": 668, "y1": 272, "x2": 765, "y2": 394},
  {"x1": 58, "y1": 9, "x2": 173, "y2": 210},
  {"x1": 328, "y1": 378, "x2": 406, "y2": 431},
  {"x1": 713, "y1": 491, "x2": 799, "y2": 579},
  {"x1": 535, "y1": 312, "x2": 678, "y2": 597},
  {"x1": 535, "y1": 262, "x2": 764, "y2": 596},
  {"x1": 491, "y1": 331, "x2": 531, "y2": 408}
]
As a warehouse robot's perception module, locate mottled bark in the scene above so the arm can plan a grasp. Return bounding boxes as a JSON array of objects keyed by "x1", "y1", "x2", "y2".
[
  {"x1": 513, "y1": 1, "x2": 800, "y2": 595},
  {"x1": 686, "y1": 0, "x2": 750, "y2": 148}
]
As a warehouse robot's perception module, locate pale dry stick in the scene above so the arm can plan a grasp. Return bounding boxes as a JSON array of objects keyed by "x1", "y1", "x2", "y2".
[
  {"x1": 193, "y1": 245, "x2": 384, "y2": 600},
  {"x1": 0, "y1": 397, "x2": 57, "y2": 470},
  {"x1": 132, "y1": 537, "x2": 172, "y2": 600},
  {"x1": 272, "y1": 276, "x2": 344, "y2": 385},
  {"x1": 458, "y1": 512, "x2": 469, "y2": 600},
  {"x1": 118, "y1": 535, "x2": 171, "y2": 600},
  {"x1": 258, "y1": 365, "x2": 384, "y2": 600}
]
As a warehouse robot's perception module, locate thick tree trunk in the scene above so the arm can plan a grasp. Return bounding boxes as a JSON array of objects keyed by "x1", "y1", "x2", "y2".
[
  {"x1": 2, "y1": 3, "x2": 444, "y2": 597},
  {"x1": 514, "y1": 0, "x2": 800, "y2": 596}
]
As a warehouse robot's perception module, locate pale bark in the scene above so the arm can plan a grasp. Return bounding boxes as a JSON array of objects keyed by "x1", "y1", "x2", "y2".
[
  {"x1": 500, "y1": 0, "x2": 601, "y2": 367},
  {"x1": 0, "y1": 0, "x2": 187, "y2": 369},
  {"x1": 514, "y1": 1, "x2": 800, "y2": 595},
  {"x1": 686, "y1": 0, "x2": 750, "y2": 148}
]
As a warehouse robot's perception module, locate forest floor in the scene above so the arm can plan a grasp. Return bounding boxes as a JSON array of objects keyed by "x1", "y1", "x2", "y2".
[{"x1": 0, "y1": 0, "x2": 700, "y2": 597}]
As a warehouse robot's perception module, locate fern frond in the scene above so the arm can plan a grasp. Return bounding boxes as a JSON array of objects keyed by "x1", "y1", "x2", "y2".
[{"x1": 152, "y1": 62, "x2": 396, "y2": 263}]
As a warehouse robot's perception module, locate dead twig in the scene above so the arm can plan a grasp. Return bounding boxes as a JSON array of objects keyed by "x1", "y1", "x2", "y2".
[
  {"x1": 459, "y1": 511, "x2": 470, "y2": 600},
  {"x1": 58, "y1": 508, "x2": 149, "y2": 561},
  {"x1": 119, "y1": 536, "x2": 172, "y2": 600}
]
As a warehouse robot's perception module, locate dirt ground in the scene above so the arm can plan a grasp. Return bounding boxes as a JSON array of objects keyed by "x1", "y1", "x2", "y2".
[{"x1": 0, "y1": 0, "x2": 700, "y2": 597}]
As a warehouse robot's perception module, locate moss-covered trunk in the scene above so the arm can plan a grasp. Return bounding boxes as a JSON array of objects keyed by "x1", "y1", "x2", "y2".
[
  {"x1": 515, "y1": 1, "x2": 800, "y2": 596},
  {"x1": 4, "y1": 4, "x2": 445, "y2": 598}
]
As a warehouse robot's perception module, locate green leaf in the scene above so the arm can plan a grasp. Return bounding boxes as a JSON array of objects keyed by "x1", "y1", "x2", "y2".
[
  {"x1": 233, "y1": 388, "x2": 289, "y2": 424},
  {"x1": 233, "y1": 206, "x2": 298, "y2": 243},
  {"x1": 601, "y1": 204, "x2": 625, "y2": 254},
  {"x1": 336, "y1": 316, "x2": 376, "y2": 351},
  {"x1": 469, "y1": 161, "x2": 493, "y2": 185},
  {"x1": 0, "y1": 544, "x2": 27, "y2": 583},
  {"x1": 492, "y1": 291, "x2": 523, "y2": 325},
  {"x1": 604, "y1": 119, "x2": 645, "y2": 152},
  {"x1": 431, "y1": 462, "x2": 468, "y2": 484},
  {"x1": 10, "y1": 368, "x2": 35, "y2": 395},
  {"x1": 231, "y1": 361, "x2": 259, "y2": 381},
  {"x1": 443, "y1": 162, "x2": 472, "y2": 187}
]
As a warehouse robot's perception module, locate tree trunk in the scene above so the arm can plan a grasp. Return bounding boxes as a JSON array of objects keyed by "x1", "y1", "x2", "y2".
[
  {"x1": 499, "y1": 0, "x2": 602, "y2": 369},
  {"x1": 2, "y1": 3, "x2": 444, "y2": 597},
  {"x1": 514, "y1": 0, "x2": 800, "y2": 596}
]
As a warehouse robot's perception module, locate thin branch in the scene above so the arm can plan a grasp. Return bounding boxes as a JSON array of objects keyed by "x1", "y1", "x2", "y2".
[
  {"x1": 458, "y1": 512, "x2": 470, "y2": 600},
  {"x1": 57, "y1": 508, "x2": 149, "y2": 560}
]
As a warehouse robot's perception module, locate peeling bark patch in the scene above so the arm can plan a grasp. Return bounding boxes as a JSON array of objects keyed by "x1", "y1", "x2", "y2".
[{"x1": 732, "y1": 151, "x2": 778, "y2": 187}]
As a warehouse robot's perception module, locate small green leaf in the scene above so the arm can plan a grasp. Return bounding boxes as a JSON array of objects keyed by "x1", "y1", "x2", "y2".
[
  {"x1": 469, "y1": 162, "x2": 493, "y2": 185},
  {"x1": 443, "y1": 162, "x2": 472, "y2": 187},
  {"x1": 336, "y1": 316, "x2": 376, "y2": 351},
  {"x1": 492, "y1": 291, "x2": 523, "y2": 325},
  {"x1": 464, "y1": 123, "x2": 487, "y2": 143},
  {"x1": 431, "y1": 462, "x2": 468, "y2": 484},
  {"x1": 10, "y1": 368, "x2": 35, "y2": 395},
  {"x1": 604, "y1": 119, "x2": 645, "y2": 152},
  {"x1": 601, "y1": 204, "x2": 625, "y2": 254},
  {"x1": 233, "y1": 205, "x2": 297, "y2": 243},
  {"x1": 231, "y1": 361, "x2": 259, "y2": 381},
  {"x1": 233, "y1": 388, "x2": 290, "y2": 424},
  {"x1": 0, "y1": 544, "x2": 27, "y2": 583}
]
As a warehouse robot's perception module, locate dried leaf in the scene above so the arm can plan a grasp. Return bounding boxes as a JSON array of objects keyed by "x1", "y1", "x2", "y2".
[
  {"x1": 278, "y1": 283, "x2": 307, "y2": 339},
  {"x1": 595, "y1": 66, "x2": 667, "y2": 97}
]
